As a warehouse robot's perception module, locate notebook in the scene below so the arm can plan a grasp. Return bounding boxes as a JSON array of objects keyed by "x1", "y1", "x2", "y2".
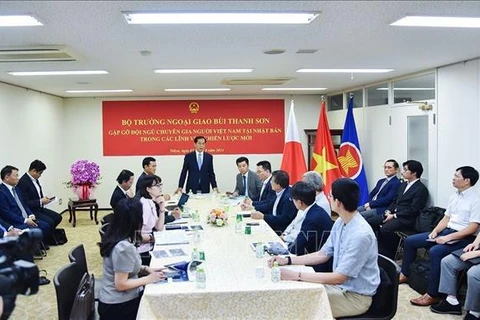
[
  {"x1": 165, "y1": 193, "x2": 190, "y2": 211},
  {"x1": 451, "y1": 248, "x2": 480, "y2": 265}
]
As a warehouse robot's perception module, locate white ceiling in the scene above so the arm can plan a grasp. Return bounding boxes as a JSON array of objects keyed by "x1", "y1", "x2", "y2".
[{"x1": 1, "y1": 1, "x2": 480, "y2": 98}]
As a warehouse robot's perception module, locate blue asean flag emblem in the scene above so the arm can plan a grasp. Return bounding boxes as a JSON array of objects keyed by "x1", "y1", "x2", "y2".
[{"x1": 338, "y1": 141, "x2": 363, "y2": 179}]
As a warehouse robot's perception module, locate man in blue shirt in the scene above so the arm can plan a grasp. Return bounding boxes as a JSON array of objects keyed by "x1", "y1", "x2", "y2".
[{"x1": 268, "y1": 178, "x2": 380, "y2": 318}]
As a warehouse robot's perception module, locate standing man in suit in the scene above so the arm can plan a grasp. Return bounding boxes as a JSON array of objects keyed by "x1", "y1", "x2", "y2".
[
  {"x1": 135, "y1": 157, "x2": 156, "y2": 194},
  {"x1": 110, "y1": 169, "x2": 134, "y2": 209},
  {"x1": 176, "y1": 136, "x2": 218, "y2": 194},
  {"x1": 230, "y1": 157, "x2": 262, "y2": 200},
  {"x1": 250, "y1": 170, "x2": 297, "y2": 234},
  {"x1": 400, "y1": 166, "x2": 480, "y2": 306},
  {"x1": 17, "y1": 160, "x2": 62, "y2": 230},
  {"x1": 367, "y1": 160, "x2": 429, "y2": 259},
  {"x1": 0, "y1": 165, "x2": 52, "y2": 237},
  {"x1": 358, "y1": 159, "x2": 401, "y2": 219}
]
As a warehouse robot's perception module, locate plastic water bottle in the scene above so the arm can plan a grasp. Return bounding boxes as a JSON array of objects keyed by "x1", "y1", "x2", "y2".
[
  {"x1": 271, "y1": 261, "x2": 281, "y2": 283},
  {"x1": 192, "y1": 229, "x2": 201, "y2": 244},
  {"x1": 196, "y1": 267, "x2": 206, "y2": 289},
  {"x1": 256, "y1": 242, "x2": 265, "y2": 258},
  {"x1": 193, "y1": 209, "x2": 200, "y2": 223},
  {"x1": 235, "y1": 213, "x2": 243, "y2": 233},
  {"x1": 191, "y1": 247, "x2": 200, "y2": 261}
]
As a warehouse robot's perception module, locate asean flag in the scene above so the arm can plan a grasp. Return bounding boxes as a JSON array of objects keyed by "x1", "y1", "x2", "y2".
[
  {"x1": 338, "y1": 95, "x2": 369, "y2": 204},
  {"x1": 311, "y1": 100, "x2": 343, "y2": 195},
  {"x1": 280, "y1": 100, "x2": 307, "y2": 184}
]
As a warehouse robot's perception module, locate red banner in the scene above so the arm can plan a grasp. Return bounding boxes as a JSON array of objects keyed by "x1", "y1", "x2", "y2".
[{"x1": 102, "y1": 100, "x2": 285, "y2": 156}]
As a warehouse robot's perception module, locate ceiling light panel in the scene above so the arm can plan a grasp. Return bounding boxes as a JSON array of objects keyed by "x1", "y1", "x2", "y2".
[
  {"x1": 262, "y1": 88, "x2": 326, "y2": 91},
  {"x1": 8, "y1": 70, "x2": 109, "y2": 76},
  {"x1": 0, "y1": 15, "x2": 42, "y2": 27},
  {"x1": 154, "y1": 69, "x2": 253, "y2": 74},
  {"x1": 297, "y1": 68, "x2": 394, "y2": 73},
  {"x1": 124, "y1": 12, "x2": 319, "y2": 24},
  {"x1": 391, "y1": 16, "x2": 480, "y2": 28},
  {"x1": 164, "y1": 88, "x2": 231, "y2": 92},
  {"x1": 65, "y1": 89, "x2": 132, "y2": 93}
]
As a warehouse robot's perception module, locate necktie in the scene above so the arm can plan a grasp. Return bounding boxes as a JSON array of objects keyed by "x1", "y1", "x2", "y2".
[
  {"x1": 12, "y1": 187, "x2": 28, "y2": 218},
  {"x1": 197, "y1": 153, "x2": 203, "y2": 170},
  {"x1": 242, "y1": 175, "x2": 247, "y2": 196},
  {"x1": 35, "y1": 179, "x2": 44, "y2": 198},
  {"x1": 372, "y1": 179, "x2": 388, "y2": 201},
  {"x1": 259, "y1": 181, "x2": 267, "y2": 200}
]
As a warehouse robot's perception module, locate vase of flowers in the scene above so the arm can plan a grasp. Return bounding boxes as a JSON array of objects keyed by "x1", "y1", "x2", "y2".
[
  {"x1": 65, "y1": 159, "x2": 101, "y2": 200},
  {"x1": 208, "y1": 208, "x2": 228, "y2": 226}
]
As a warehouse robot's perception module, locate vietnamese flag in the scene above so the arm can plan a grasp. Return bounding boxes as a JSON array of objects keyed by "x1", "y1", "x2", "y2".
[
  {"x1": 310, "y1": 100, "x2": 343, "y2": 195},
  {"x1": 280, "y1": 100, "x2": 307, "y2": 184}
]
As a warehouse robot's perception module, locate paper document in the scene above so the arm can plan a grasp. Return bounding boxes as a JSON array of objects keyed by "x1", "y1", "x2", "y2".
[
  {"x1": 44, "y1": 198, "x2": 58, "y2": 208},
  {"x1": 154, "y1": 230, "x2": 189, "y2": 245}
]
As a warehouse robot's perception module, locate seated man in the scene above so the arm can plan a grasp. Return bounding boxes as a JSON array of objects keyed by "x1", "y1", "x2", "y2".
[
  {"x1": 248, "y1": 170, "x2": 297, "y2": 235},
  {"x1": 285, "y1": 181, "x2": 333, "y2": 255},
  {"x1": 359, "y1": 159, "x2": 401, "y2": 219},
  {"x1": 229, "y1": 156, "x2": 262, "y2": 201},
  {"x1": 0, "y1": 166, "x2": 52, "y2": 237},
  {"x1": 267, "y1": 178, "x2": 380, "y2": 318},
  {"x1": 367, "y1": 160, "x2": 429, "y2": 258},
  {"x1": 242, "y1": 160, "x2": 276, "y2": 210},
  {"x1": 17, "y1": 160, "x2": 62, "y2": 230},
  {"x1": 400, "y1": 166, "x2": 480, "y2": 306},
  {"x1": 430, "y1": 234, "x2": 480, "y2": 320},
  {"x1": 110, "y1": 169, "x2": 134, "y2": 209}
]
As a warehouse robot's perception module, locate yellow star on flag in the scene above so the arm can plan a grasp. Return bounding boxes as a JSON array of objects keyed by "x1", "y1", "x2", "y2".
[{"x1": 312, "y1": 147, "x2": 338, "y2": 184}]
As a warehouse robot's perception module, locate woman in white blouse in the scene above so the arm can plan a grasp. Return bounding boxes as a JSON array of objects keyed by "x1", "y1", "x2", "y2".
[{"x1": 137, "y1": 175, "x2": 165, "y2": 265}]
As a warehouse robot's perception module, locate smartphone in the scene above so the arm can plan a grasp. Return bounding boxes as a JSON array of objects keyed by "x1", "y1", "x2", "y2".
[{"x1": 49, "y1": 196, "x2": 56, "y2": 201}]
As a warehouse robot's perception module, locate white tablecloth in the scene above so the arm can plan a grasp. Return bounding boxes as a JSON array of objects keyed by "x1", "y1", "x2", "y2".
[{"x1": 137, "y1": 196, "x2": 333, "y2": 319}]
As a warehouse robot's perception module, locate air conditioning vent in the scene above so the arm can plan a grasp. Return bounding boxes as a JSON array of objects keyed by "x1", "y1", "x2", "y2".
[
  {"x1": 221, "y1": 78, "x2": 292, "y2": 85},
  {"x1": 0, "y1": 46, "x2": 78, "y2": 62}
]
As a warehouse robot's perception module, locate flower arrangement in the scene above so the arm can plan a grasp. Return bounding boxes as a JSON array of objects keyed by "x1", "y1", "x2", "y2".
[
  {"x1": 64, "y1": 160, "x2": 101, "y2": 199},
  {"x1": 208, "y1": 208, "x2": 228, "y2": 226}
]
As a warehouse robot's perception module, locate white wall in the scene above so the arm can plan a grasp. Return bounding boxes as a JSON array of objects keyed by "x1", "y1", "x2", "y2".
[
  {"x1": 63, "y1": 95, "x2": 322, "y2": 208},
  {"x1": 436, "y1": 59, "x2": 480, "y2": 206},
  {"x1": 0, "y1": 82, "x2": 65, "y2": 212}
]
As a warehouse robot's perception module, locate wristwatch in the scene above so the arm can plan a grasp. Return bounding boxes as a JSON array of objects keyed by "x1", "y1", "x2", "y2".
[{"x1": 286, "y1": 256, "x2": 292, "y2": 265}]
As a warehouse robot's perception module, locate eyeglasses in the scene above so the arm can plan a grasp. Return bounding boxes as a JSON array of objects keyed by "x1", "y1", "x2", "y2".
[{"x1": 151, "y1": 183, "x2": 163, "y2": 188}]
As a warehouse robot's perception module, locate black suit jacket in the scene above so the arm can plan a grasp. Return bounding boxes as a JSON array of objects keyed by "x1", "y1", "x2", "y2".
[
  {"x1": 253, "y1": 176, "x2": 276, "y2": 209},
  {"x1": 262, "y1": 186, "x2": 297, "y2": 234},
  {"x1": 387, "y1": 180, "x2": 429, "y2": 221},
  {"x1": 0, "y1": 183, "x2": 33, "y2": 225},
  {"x1": 17, "y1": 173, "x2": 43, "y2": 211},
  {"x1": 135, "y1": 172, "x2": 148, "y2": 194},
  {"x1": 178, "y1": 151, "x2": 217, "y2": 193},
  {"x1": 110, "y1": 186, "x2": 127, "y2": 209}
]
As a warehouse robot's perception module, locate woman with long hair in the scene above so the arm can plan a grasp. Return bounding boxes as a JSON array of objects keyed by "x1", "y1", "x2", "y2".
[
  {"x1": 138, "y1": 175, "x2": 166, "y2": 265},
  {"x1": 98, "y1": 198, "x2": 164, "y2": 320}
]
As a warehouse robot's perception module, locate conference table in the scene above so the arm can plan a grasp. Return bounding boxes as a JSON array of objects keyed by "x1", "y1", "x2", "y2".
[{"x1": 136, "y1": 195, "x2": 333, "y2": 320}]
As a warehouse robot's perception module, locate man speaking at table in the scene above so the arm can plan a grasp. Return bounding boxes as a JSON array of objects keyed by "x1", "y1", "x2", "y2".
[{"x1": 176, "y1": 136, "x2": 218, "y2": 194}]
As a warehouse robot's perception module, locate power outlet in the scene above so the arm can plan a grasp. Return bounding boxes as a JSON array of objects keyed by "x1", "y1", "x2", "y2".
[{"x1": 58, "y1": 198, "x2": 63, "y2": 205}]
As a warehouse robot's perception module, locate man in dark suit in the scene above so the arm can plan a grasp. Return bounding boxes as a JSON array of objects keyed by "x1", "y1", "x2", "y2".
[
  {"x1": 176, "y1": 136, "x2": 218, "y2": 194},
  {"x1": 135, "y1": 157, "x2": 156, "y2": 194},
  {"x1": 367, "y1": 160, "x2": 429, "y2": 258},
  {"x1": 110, "y1": 169, "x2": 134, "y2": 209},
  {"x1": 17, "y1": 160, "x2": 62, "y2": 230},
  {"x1": 358, "y1": 159, "x2": 401, "y2": 219},
  {"x1": 230, "y1": 157, "x2": 262, "y2": 200},
  {"x1": 286, "y1": 181, "x2": 333, "y2": 256},
  {"x1": 241, "y1": 160, "x2": 276, "y2": 210},
  {"x1": 0, "y1": 165, "x2": 52, "y2": 237},
  {"x1": 0, "y1": 217, "x2": 20, "y2": 238},
  {"x1": 250, "y1": 170, "x2": 297, "y2": 234}
]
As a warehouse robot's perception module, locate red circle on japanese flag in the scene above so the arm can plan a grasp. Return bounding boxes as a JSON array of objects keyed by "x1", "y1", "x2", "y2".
[{"x1": 338, "y1": 142, "x2": 362, "y2": 179}]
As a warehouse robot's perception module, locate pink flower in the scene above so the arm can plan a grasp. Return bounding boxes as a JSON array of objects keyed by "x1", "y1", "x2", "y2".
[{"x1": 68, "y1": 159, "x2": 101, "y2": 187}]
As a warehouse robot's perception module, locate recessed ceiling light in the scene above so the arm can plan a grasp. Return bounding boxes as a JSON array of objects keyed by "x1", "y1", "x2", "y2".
[
  {"x1": 65, "y1": 89, "x2": 133, "y2": 93},
  {"x1": 154, "y1": 69, "x2": 253, "y2": 74},
  {"x1": 8, "y1": 70, "x2": 109, "y2": 76},
  {"x1": 123, "y1": 12, "x2": 319, "y2": 24},
  {"x1": 262, "y1": 87, "x2": 327, "y2": 91},
  {"x1": 391, "y1": 16, "x2": 480, "y2": 28},
  {"x1": 164, "y1": 88, "x2": 231, "y2": 92},
  {"x1": 0, "y1": 15, "x2": 42, "y2": 27},
  {"x1": 297, "y1": 69, "x2": 394, "y2": 73},
  {"x1": 263, "y1": 49, "x2": 286, "y2": 55}
]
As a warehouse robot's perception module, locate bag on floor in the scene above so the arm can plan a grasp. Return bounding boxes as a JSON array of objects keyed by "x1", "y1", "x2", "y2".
[
  {"x1": 70, "y1": 272, "x2": 95, "y2": 320},
  {"x1": 408, "y1": 259, "x2": 429, "y2": 294},
  {"x1": 45, "y1": 228, "x2": 68, "y2": 245},
  {"x1": 415, "y1": 207, "x2": 445, "y2": 233}
]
